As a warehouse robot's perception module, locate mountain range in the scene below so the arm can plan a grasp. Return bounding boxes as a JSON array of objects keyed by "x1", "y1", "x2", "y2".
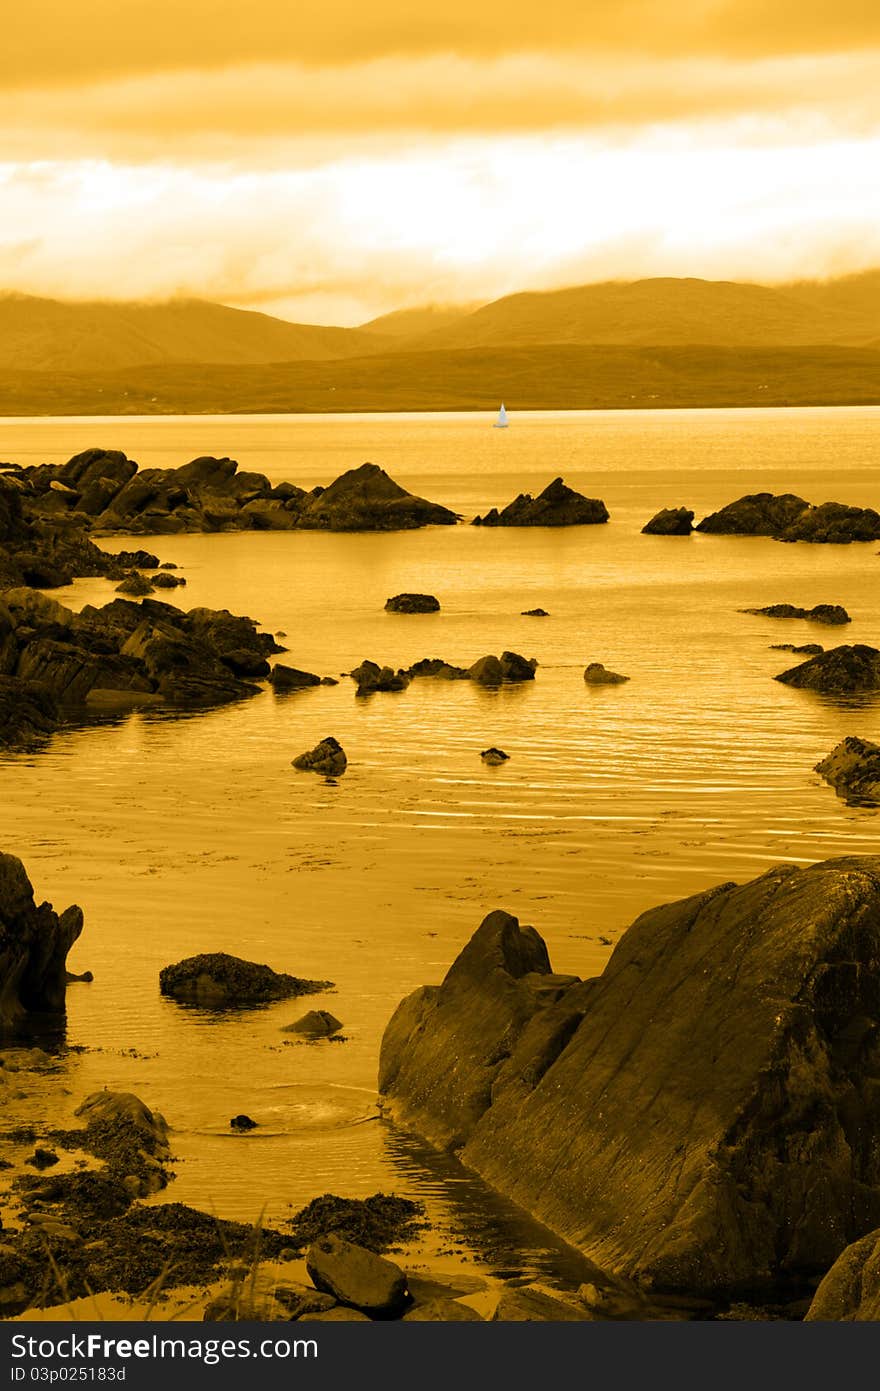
[{"x1": 1, "y1": 272, "x2": 879, "y2": 412}]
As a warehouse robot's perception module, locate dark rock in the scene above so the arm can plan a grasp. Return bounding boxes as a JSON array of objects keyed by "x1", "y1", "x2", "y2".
[
  {"x1": 769, "y1": 643, "x2": 824, "y2": 655},
  {"x1": 114, "y1": 550, "x2": 161, "y2": 569},
  {"x1": 159, "y1": 952, "x2": 331, "y2": 1006},
  {"x1": 481, "y1": 748, "x2": 510, "y2": 764},
  {"x1": 292, "y1": 737, "x2": 347, "y2": 777},
  {"x1": 380, "y1": 860, "x2": 880, "y2": 1296},
  {"x1": 742, "y1": 603, "x2": 851, "y2": 625},
  {"x1": 805, "y1": 1230, "x2": 880, "y2": 1320},
  {"x1": 114, "y1": 572, "x2": 154, "y2": 596},
  {"x1": 775, "y1": 645, "x2": 880, "y2": 695},
  {"x1": 229, "y1": 1115, "x2": 258, "y2": 1131},
  {"x1": 0, "y1": 854, "x2": 83, "y2": 1034},
  {"x1": 270, "y1": 664, "x2": 321, "y2": 691},
  {"x1": 25, "y1": 1147, "x2": 59, "y2": 1170},
  {"x1": 148, "y1": 572, "x2": 186, "y2": 589},
  {"x1": 288, "y1": 1194, "x2": 427, "y2": 1254},
  {"x1": 0, "y1": 675, "x2": 59, "y2": 747},
  {"x1": 697, "y1": 493, "x2": 880, "y2": 543},
  {"x1": 272, "y1": 1283, "x2": 337, "y2": 1319},
  {"x1": 304, "y1": 1306, "x2": 372, "y2": 1321},
  {"x1": 350, "y1": 660, "x2": 410, "y2": 695},
  {"x1": 468, "y1": 652, "x2": 537, "y2": 684},
  {"x1": 385, "y1": 593, "x2": 440, "y2": 613},
  {"x1": 521, "y1": 608, "x2": 549, "y2": 616},
  {"x1": 306, "y1": 1233, "x2": 409, "y2": 1317},
  {"x1": 641, "y1": 507, "x2": 694, "y2": 536},
  {"x1": 815, "y1": 737, "x2": 880, "y2": 806},
  {"x1": 473, "y1": 477, "x2": 608, "y2": 527},
  {"x1": 404, "y1": 1298, "x2": 483, "y2": 1321},
  {"x1": 405, "y1": 657, "x2": 470, "y2": 681},
  {"x1": 297, "y1": 463, "x2": 457, "y2": 531},
  {"x1": 584, "y1": 662, "x2": 629, "y2": 685},
  {"x1": 203, "y1": 1291, "x2": 290, "y2": 1322},
  {"x1": 281, "y1": 1010, "x2": 343, "y2": 1037}
]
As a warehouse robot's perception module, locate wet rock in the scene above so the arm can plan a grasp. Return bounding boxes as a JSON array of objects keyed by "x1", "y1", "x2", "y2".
[
  {"x1": 25, "y1": 1147, "x2": 59, "y2": 1170},
  {"x1": 304, "y1": 1305, "x2": 372, "y2": 1321},
  {"x1": 0, "y1": 675, "x2": 59, "y2": 748},
  {"x1": 584, "y1": 662, "x2": 629, "y2": 685},
  {"x1": 473, "y1": 477, "x2": 608, "y2": 527},
  {"x1": 148, "y1": 571, "x2": 186, "y2": 589},
  {"x1": 297, "y1": 463, "x2": 457, "y2": 531},
  {"x1": 481, "y1": 747, "x2": 510, "y2": 764},
  {"x1": 403, "y1": 1298, "x2": 483, "y2": 1321},
  {"x1": 405, "y1": 657, "x2": 470, "y2": 681},
  {"x1": 292, "y1": 737, "x2": 347, "y2": 777},
  {"x1": 273, "y1": 1283, "x2": 337, "y2": 1319},
  {"x1": 769, "y1": 643, "x2": 824, "y2": 656},
  {"x1": 785, "y1": 502, "x2": 880, "y2": 544},
  {"x1": 805, "y1": 1229, "x2": 880, "y2": 1320},
  {"x1": 468, "y1": 652, "x2": 537, "y2": 684},
  {"x1": 775, "y1": 645, "x2": 880, "y2": 695},
  {"x1": 350, "y1": 660, "x2": 410, "y2": 695},
  {"x1": 521, "y1": 608, "x2": 549, "y2": 617},
  {"x1": 270, "y1": 664, "x2": 321, "y2": 691},
  {"x1": 641, "y1": 507, "x2": 694, "y2": 536},
  {"x1": 114, "y1": 572, "x2": 154, "y2": 597},
  {"x1": 815, "y1": 737, "x2": 880, "y2": 806},
  {"x1": 288, "y1": 1193, "x2": 427, "y2": 1254},
  {"x1": 0, "y1": 853, "x2": 83, "y2": 1034},
  {"x1": 697, "y1": 493, "x2": 880, "y2": 543},
  {"x1": 385, "y1": 593, "x2": 440, "y2": 613},
  {"x1": 306, "y1": 1233, "x2": 409, "y2": 1317},
  {"x1": 380, "y1": 859, "x2": 880, "y2": 1296},
  {"x1": 229, "y1": 1115, "x2": 258, "y2": 1131},
  {"x1": 492, "y1": 1286, "x2": 590, "y2": 1321},
  {"x1": 742, "y1": 603, "x2": 851, "y2": 625},
  {"x1": 159, "y1": 952, "x2": 331, "y2": 1006},
  {"x1": 281, "y1": 1010, "x2": 343, "y2": 1037}
]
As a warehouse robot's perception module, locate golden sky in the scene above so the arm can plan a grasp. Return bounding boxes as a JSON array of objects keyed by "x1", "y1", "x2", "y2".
[{"x1": 2, "y1": 1, "x2": 879, "y2": 323}]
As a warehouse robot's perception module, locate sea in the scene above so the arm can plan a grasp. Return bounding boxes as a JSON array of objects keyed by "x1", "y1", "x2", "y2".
[{"x1": 2, "y1": 405, "x2": 879, "y2": 1288}]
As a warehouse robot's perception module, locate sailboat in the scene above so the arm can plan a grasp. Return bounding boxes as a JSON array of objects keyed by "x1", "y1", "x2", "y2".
[{"x1": 493, "y1": 402, "x2": 509, "y2": 428}]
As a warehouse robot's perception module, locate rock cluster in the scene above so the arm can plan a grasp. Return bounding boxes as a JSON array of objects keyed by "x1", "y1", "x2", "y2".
[
  {"x1": 3, "y1": 455, "x2": 457, "y2": 535},
  {"x1": 741, "y1": 603, "x2": 850, "y2": 625},
  {"x1": 0, "y1": 853, "x2": 83, "y2": 1034},
  {"x1": 351, "y1": 652, "x2": 537, "y2": 692},
  {"x1": 815, "y1": 737, "x2": 880, "y2": 806},
  {"x1": 0, "y1": 588, "x2": 281, "y2": 746},
  {"x1": 380, "y1": 859, "x2": 880, "y2": 1296},
  {"x1": 697, "y1": 492, "x2": 880, "y2": 543},
  {"x1": 473, "y1": 477, "x2": 609, "y2": 527},
  {"x1": 775, "y1": 645, "x2": 880, "y2": 695},
  {"x1": 641, "y1": 507, "x2": 694, "y2": 535},
  {"x1": 159, "y1": 952, "x2": 332, "y2": 1006}
]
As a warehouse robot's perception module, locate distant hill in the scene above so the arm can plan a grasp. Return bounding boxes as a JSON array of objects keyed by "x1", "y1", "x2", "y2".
[
  {"x1": 2, "y1": 345, "x2": 878, "y2": 416},
  {"x1": 0, "y1": 294, "x2": 384, "y2": 372},
  {"x1": 404, "y1": 276, "x2": 880, "y2": 352},
  {"x1": 361, "y1": 303, "x2": 481, "y2": 337}
]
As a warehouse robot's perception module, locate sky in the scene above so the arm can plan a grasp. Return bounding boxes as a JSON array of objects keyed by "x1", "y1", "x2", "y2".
[{"x1": 2, "y1": 1, "x2": 880, "y2": 325}]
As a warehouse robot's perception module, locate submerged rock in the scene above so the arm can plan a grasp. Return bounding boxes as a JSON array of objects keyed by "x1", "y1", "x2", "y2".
[
  {"x1": 148, "y1": 571, "x2": 186, "y2": 589},
  {"x1": 0, "y1": 853, "x2": 83, "y2": 1034},
  {"x1": 306, "y1": 1233, "x2": 409, "y2": 1317},
  {"x1": 769, "y1": 643, "x2": 824, "y2": 656},
  {"x1": 385, "y1": 593, "x2": 440, "y2": 613},
  {"x1": 473, "y1": 477, "x2": 609, "y2": 527},
  {"x1": 379, "y1": 859, "x2": 880, "y2": 1296},
  {"x1": 584, "y1": 662, "x2": 629, "y2": 685},
  {"x1": 350, "y1": 660, "x2": 410, "y2": 695},
  {"x1": 230, "y1": 1114, "x2": 258, "y2": 1131},
  {"x1": 159, "y1": 952, "x2": 331, "y2": 1006},
  {"x1": 641, "y1": 507, "x2": 694, "y2": 536},
  {"x1": 742, "y1": 603, "x2": 851, "y2": 625},
  {"x1": 481, "y1": 747, "x2": 510, "y2": 765},
  {"x1": 521, "y1": 608, "x2": 549, "y2": 617},
  {"x1": 775, "y1": 645, "x2": 880, "y2": 695},
  {"x1": 281, "y1": 1009, "x2": 343, "y2": 1037},
  {"x1": 815, "y1": 736, "x2": 880, "y2": 806},
  {"x1": 292, "y1": 736, "x2": 347, "y2": 776},
  {"x1": 114, "y1": 572, "x2": 154, "y2": 597}
]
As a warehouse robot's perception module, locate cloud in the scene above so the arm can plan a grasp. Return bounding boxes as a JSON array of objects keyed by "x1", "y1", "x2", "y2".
[{"x1": 3, "y1": 128, "x2": 880, "y2": 323}]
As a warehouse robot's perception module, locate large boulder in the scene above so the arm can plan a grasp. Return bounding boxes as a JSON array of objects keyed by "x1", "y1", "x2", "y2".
[
  {"x1": 805, "y1": 1230, "x2": 880, "y2": 1320},
  {"x1": 292, "y1": 737, "x2": 347, "y2": 776},
  {"x1": 468, "y1": 652, "x2": 537, "y2": 684},
  {"x1": 159, "y1": 952, "x2": 331, "y2": 1006},
  {"x1": 306, "y1": 1234, "x2": 409, "y2": 1317},
  {"x1": 0, "y1": 676, "x2": 59, "y2": 747},
  {"x1": 815, "y1": 737, "x2": 880, "y2": 806},
  {"x1": 775, "y1": 645, "x2": 880, "y2": 695},
  {"x1": 380, "y1": 860, "x2": 880, "y2": 1297},
  {"x1": 473, "y1": 477, "x2": 608, "y2": 527},
  {"x1": 741, "y1": 603, "x2": 850, "y2": 626},
  {"x1": 0, "y1": 854, "x2": 83, "y2": 1034},
  {"x1": 641, "y1": 507, "x2": 694, "y2": 536},
  {"x1": 297, "y1": 464, "x2": 457, "y2": 531},
  {"x1": 269, "y1": 664, "x2": 321, "y2": 691}
]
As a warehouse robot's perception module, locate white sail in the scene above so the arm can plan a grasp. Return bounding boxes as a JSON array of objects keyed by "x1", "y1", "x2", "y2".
[{"x1": 493, "y1": 402, "x2": 509, "y2": 428}]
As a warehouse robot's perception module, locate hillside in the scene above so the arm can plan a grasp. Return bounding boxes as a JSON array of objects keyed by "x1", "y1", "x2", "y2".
[
  {"x1": 0, "y1": 294, "x2": 384, "y2": 372},
  {"x1": 2, "y1": 345, "x2": 878, "y2": 415},
  {"x1": 361, "y1": 303, "x2": 481, "y2": 337},
  {"x1": 405, "y1": 276, "x2": 880, "y2": 352}
]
